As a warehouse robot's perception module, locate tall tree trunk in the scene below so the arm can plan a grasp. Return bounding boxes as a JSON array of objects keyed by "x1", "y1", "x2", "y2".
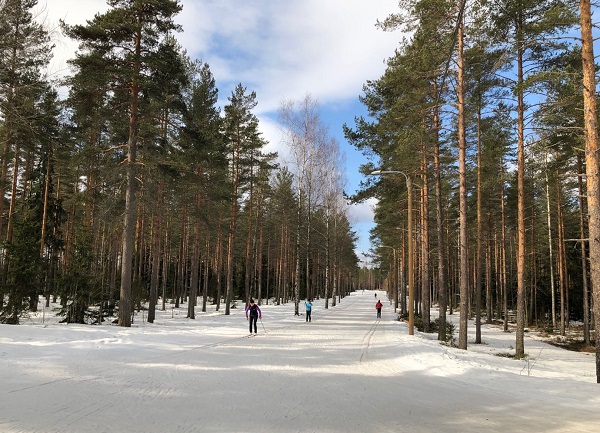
[
  {"x1": 215, "y1": 213, "x2": 223, "y2": 311},
  {"x1": 332, "y1": 217, "x2": 338, "y2": 307},
  {"x1": 457, "y1": 15, "x2": 469, "y2": 350},
  {"x1": 150, "y1": 180, "x2": 163, "y2": 320},
  {"x1": 577, "y1": 155, "x2": 590, "y2": 345},
  {"x1": 305, "y1": 190, "x2": 313, "y2": 302},
  {"x1": 420, "y1": 146, "x2": 430, "y2": 332},
  {"x1": 118, "y1": 22, "x2": 142, "y2": 328},
  {"x1": 225, "y1": 207, "x2": 236, "y2": 315},
  {"x1": 545, "y1": 163, "x2": 557, "y2": 330},
  {"x1": 556, "y1": 177, "x2": 566, "y2": 336},
  {"x1": 39, "y1": 146, "x2": 53, "y2": 257},
  {"x1": 244, "y1": 169, "x2": 254, "y2": 303},
  {"x1": 515, "y1": 11, "x2": 526, "y2": 359},
  {"x1": 0, "y1": 122, "x2": 11, "y2": 244},
  {"x1": 5, "y1": 144, "x2": 20, "y2": 244},
  {"x1": 486, "y1": 213, "x2": 493, "y2": 324},
  {"x1": 202, "y1": 234, "x2": 210, "y2": 312},
  {"x1": 433, "y1": 83, "x2": 447, "y2": 340},
  {"x1": 148, "y1": 212, "x2": 160, "y2": 323},
  {"x1": 475, "y1": 106, "x2": 483, "y2": 344},
  {"x1": 256, "y1": 216, "x2": 264, "y2": 305},
  {"x1": 501, "y1": 166, "x2": 509, "y2": 333},
  {"x1": 294, "y1": 181, "x2": 302, "y2": 315},
  {"x1": 265, "y1": 236, "x2": 271, "y2": 305},
  {"x1": 225, "y1": 143, "x2": 240, "y2": 315},
  {"x1": 325, "y1": 215, "x2": 331, "y2": 309},
  {"x1": 529, "y1": 204, "x2": 536, "y2": 326},
  {"x1": 188, "y1": 221, "x2": 200, "y2": 319},
  {"x1": 161, "y1": 219, "x2": 169, "y2": 311},
  {"x1": 0, "y1": 14, "x2": 20, "y2": 244}
]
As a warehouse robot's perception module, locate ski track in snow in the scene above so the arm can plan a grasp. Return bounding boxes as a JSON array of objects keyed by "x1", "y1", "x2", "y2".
[{"x1": 1, "y1": 291, "x2": 599, "y2": 433}]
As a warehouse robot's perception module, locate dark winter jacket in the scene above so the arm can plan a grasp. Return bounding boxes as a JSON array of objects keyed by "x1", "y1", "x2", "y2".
[{"x1": 245, "y1": 303, "x2": 262, "y2": 319}]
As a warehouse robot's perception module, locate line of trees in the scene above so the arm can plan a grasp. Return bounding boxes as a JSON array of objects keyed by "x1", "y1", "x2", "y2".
[
  {"x1": 346, "y1": 0, "x2": 600, "y2": 380},
  {"x1": 0, "y1": 0, "x2": 359, "y2": 326}
]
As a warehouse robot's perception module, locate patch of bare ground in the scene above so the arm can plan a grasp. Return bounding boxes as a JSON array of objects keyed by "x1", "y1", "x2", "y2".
[{"x1": 532, "y1": 324, "x2": 595, "y2": 354}]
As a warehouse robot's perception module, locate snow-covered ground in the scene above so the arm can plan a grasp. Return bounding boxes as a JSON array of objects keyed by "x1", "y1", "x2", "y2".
[{"x1": 1, "y1": 291, "x2": 598, "y2": 433}]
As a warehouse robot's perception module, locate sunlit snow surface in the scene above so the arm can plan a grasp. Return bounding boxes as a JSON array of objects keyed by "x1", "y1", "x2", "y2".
[{"x1": 1, "y1": 291, "x2": 598, "y2": 433}]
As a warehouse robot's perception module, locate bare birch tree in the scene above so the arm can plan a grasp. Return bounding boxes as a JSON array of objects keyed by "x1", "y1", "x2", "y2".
[{"x1": 278, "y1": 94, "x2": 329, "y2": 315}]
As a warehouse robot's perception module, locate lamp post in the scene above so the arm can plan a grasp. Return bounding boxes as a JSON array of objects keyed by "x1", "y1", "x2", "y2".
[{"x1": 371, "y1": 170, "x2": 414, "y2": 335}]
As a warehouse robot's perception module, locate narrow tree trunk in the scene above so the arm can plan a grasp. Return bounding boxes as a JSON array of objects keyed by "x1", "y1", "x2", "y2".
[
  {"x1": 294, "y1": 183, "x2": 302, "y2": 315},
  {"x1": 305, "y1": 188, "x2": 312, "y2": 302},
  {"x1": 161, "y1": 220, "x2": 169, "y2": 311},
  {"x1": 475, "y1": 106, "x2": 483, "y2": 344},
  {"x1": 40, "y1": 146, "x2": 53, "y2": 256},
  {"x1": 5, "y1": 144, "x2": 20, "y2": 244},
  {"x1": 457, "y1": 16, "x2": 469, "y2": 350},
  {"x1": 265, "y1": 236, "x2": 271, "y2": 305},
  {"x1": 0, "y1": 125, "x2": 11, "y2": 244},
  {"x1": 420, "y1": 147, "x2": 430, "y2": 332},
  {"x1": 188, "y1": 221, "x2": 200, "y2": 319},
  {"x1": 151, "y1": 180, "x2": 164, "y2": 319},
  {"x1": 256, "y1": 216, "x2": 264, "y2": 305},
  {"x1": 486, "y1": 213, "x2": 493, "y2": 323},
  {"x1": 501, "y1": 166, "x2": 509, "y2": 333},
  {"x1": 118, "y1": 23, "x2": 142, "y2": 328},
  {"x1": 577, "y1": 155, "x2": 590, "y2": 344},
  {"x1": 215, "y1": 213, "x2": 223, "y2": 311},
  {"x1": 432, "y1": 86, "x2": 447, "y2": 340},
  {"x1": 325, "y1": 215, "x2": 331, "y2": 309},
  {"x1": 202, "y1": 234, "x2": 210, "y2": 312},
  {"x1": 556, "y1": 177, "x2": 566, "y2": 336},
  {"x1": 244, "y1": 170, "x2": 254, "y2": 303},
  {"x1": 529, "y1": 204, "x2": 536, "y2": 326},
  {"x1": 546, "y1": 164, "x2": 557, "y2": 330},
  {"x1": 148, "y1": 212, "x2": 160, "y2": 323},
  {"x1": 225, "y1": 143, "x2": 240, "y2": 315},
  {"x1": 225, "y1": 210, "x2": 236, "y2": 315},
  {"x1": 515, "y1": 12, "x2": 526, "y2": 358}
]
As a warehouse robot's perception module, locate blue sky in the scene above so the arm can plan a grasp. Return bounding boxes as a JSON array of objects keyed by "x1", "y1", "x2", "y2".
[{"x1": 42, "y1": 0, "x2": 404, "y2": 262}]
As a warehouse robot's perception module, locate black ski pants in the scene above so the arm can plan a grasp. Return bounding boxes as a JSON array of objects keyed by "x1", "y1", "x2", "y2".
[{"x1": 249, "y1": 315, "x2": 258, "y2": 333}]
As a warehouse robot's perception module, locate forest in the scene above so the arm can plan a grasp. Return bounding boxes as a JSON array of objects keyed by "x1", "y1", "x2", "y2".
[
  {"x1": 0, "y1": 0, "x2": 359, "y2": 328},
  {"x1": 2, "y1": 0, "x2": 600, "y2": 382},
  {"x1": 345, "y1": 0, "x2": 600, "y2": 379}
]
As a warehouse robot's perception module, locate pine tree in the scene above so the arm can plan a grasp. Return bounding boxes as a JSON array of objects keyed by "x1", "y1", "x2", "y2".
[
  {"x1": 489, "y1": 0, "x2": 578, "y2": 358},
  {"x1": 222, "y1": 84, "x2": 270, "y2": 314},
  {"x1": 0, "y1": 0, "x2": 57, "y2": 323},
  {"x1": 63, "y1": 0, "x2": 183, "y2": 327}
]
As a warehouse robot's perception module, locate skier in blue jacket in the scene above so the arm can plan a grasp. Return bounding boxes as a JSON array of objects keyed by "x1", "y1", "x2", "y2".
[
  {"x1": 245, "y1": 299, "x2": 262, "y2": 334},
  {"x1": 305, "y1": 299, "x2": 313, "y2": 322}
]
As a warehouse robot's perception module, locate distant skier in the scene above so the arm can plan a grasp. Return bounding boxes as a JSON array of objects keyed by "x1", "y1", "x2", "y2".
[
  {"x1": 305, "y1": 299, "x2": 313, "y2": 322},
  {"x1": 245, "y1": 299, "x2": 262, "y2": 334},
  {"x1": 376, "y1": 300, "x2": 382, "y2": 318}
]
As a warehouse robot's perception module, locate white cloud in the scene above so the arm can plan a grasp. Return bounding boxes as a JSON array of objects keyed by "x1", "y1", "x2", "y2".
[
  {"x1": 40, "y1": 0, "x2": 402, "y2": 109},
  {"x1": 39, "y1": 0, "x2": 110, "y2": 81},
  {"x1": 347, "y1": 197, "x2": 377, "y2": 225},
  {"x1": 177, "y1": 0, "x2": 402, "y2": 113}
]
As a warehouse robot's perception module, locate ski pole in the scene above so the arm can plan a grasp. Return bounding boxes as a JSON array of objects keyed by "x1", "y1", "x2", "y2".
[{"x1": 260, "y1": 317, "x2": 266, "y2": 333}]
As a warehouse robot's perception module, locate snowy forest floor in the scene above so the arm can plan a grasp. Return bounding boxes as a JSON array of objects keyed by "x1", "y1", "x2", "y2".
[{"x1": 1, "y1": 291, "x2": 599, "y2": 433}]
